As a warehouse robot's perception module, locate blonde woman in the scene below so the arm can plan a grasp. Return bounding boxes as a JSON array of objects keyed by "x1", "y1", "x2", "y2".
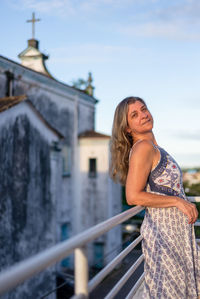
[{"x1": 110, "y1": 96, "x2": 200, "y2": 299}]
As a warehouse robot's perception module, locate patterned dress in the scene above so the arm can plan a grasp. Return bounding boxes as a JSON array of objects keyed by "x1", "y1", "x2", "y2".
[{"x1": 140, "y1": 146, "x2": 200, "y2": 299}]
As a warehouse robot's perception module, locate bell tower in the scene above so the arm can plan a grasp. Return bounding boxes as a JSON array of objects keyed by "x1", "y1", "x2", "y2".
[{"x1": 18, "y1": 12, "x2": 52, "y2": 77}]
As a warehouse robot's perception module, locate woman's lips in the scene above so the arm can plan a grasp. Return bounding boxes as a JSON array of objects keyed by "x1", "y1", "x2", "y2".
[{"x1": 143, "y1": 119, "x2": 151, "y2": 125}]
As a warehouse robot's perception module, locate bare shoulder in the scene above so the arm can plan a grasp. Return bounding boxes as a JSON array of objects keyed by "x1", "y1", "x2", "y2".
[
  {"x1": 132, "y1": 140, "x2": 155, "y2": 156},
  {"x1": 129, "y1": 140, "x2": 155, "y2": 168}
]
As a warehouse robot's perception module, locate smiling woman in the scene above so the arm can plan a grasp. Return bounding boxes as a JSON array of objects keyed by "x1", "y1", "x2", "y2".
[
  {"x1": 126, "y1": 101, "x2": 153, "y2": 137},
  {"x1": 109, "y1": 96, "x2": 200, "y2": 299},
  {"x1": 109, "y1": 97, "x2": 147, "y2": 185}
]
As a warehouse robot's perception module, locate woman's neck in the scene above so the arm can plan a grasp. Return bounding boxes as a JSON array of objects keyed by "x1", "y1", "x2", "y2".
[{"x1": 133, "y1": 132, "x2": 157, "y2": 146}]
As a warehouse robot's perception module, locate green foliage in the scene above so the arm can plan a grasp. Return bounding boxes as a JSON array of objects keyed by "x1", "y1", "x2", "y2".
[
  {"x1": 71, "y1": 78, "x2": 87, "y2": 89},
  {"x1": 182, "y1": 167, "x2": 200, "y2": 172},
  {"x1": 183, "y1": 181, "x2": 200, "y2": 220},
  {"x1": 195, "y1": 226, "x2": 200, "y2": 238}
]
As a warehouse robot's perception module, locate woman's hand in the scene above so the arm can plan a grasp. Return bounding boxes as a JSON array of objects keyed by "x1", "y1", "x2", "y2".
[{"x1": 176, "y1": 197, "x2": 198, "y2": 224}]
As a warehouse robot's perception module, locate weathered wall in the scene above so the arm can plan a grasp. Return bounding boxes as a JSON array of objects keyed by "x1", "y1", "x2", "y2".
[
  {"x1": 0, "y1": 55, "x2": 101, "y2": 273},
  {"x1": 28, "y1": 94, "x2": 74, "y2": 143},
  {"x1": 78, "y1": 101, "x2": 95, "y2": 134},
  {"x1": 0, "y1": 114, "x2": 57, "y2": 299},
  {"x1": 78, "y1": 138, "x2": 122, "y2": 267},
  {"x1": 78, "y1": 139, "x2": 110, "y2": 230},
  {"x1": 0, "y1": 57, "x2": 96, "y2": 139},
  {"x1": 0, "y1": 72, "x2": 6, "y2": 96}
]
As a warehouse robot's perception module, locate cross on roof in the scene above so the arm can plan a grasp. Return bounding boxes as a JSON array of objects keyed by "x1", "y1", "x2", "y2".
[{"x1": 26, "y1": 12, "x2": 41, "y2": 39}]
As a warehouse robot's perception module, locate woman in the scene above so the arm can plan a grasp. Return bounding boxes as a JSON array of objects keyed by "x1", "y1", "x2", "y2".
[{"x1": 110, "y1": 96, "x2": 200, "y2": 299}]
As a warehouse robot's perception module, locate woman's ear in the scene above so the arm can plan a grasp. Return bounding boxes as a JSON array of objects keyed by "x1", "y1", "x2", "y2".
[{"x1": 126, "y1": 127, "x2": 131, "y2": 134}]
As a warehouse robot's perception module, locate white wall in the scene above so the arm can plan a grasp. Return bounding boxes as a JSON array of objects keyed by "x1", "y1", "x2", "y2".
[{"x1": 78, "y1": 137, "x2": 122, "y2": 267}]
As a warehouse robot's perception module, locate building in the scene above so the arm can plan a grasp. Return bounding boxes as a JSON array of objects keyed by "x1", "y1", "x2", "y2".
[
  {"x1": 0, "y1": 95, "x2": 63, "y2": 299},
  {"x1": 0, "y1": 17, "x2": 121, "y2": 298},
  {"x1": 182, "y1": 169, "x2": 200, "y2": 186},
  {"x1": 78, "y1": 131, "x2": 121, "y2": 267}
]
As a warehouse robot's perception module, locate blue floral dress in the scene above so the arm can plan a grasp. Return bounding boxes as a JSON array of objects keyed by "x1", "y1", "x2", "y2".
[{"x1": 140, "y1": 146, "x2": 200, "y2": 299}]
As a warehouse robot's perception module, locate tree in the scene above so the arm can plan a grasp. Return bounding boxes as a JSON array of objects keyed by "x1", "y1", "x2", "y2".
[{"x1": 71, "y1": 78, "x2": 87, "y2": 89}]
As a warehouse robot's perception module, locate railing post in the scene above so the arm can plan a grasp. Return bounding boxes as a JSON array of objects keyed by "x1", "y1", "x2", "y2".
[{"x1": 75, "y1": 246, "x2": 88, "y2": 298}]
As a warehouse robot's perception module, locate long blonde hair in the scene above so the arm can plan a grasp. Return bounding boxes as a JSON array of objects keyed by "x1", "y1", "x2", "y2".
[{"x1": 109, "y1": 96, "x2": 146, "y2": 185}]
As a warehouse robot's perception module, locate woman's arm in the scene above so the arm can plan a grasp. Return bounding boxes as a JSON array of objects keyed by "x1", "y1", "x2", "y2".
[{"x1": 125, "y1": 140, "x2": 198, "y2": 224}]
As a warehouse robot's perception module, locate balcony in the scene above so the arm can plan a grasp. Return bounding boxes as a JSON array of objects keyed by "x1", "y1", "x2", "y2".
[{"x1": 0, "y1": 196, "x2": 199, "y2": 298}]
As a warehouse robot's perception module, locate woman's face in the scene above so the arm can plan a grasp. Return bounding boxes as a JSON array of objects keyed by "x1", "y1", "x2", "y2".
[{"x1": 126, "y1": 101, "x2": 153, "y2": 136}]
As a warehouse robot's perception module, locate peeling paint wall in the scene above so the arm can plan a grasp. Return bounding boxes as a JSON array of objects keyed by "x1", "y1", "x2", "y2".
[
  {"x1": 0, "y1": 113, "x2": 58, "y2": 298},
  {"x1": 0, "y1": 56, "x2": 96, "y2": 247},
  {"x1": 78, "y1": 101, "x2": 95, "y2": 133}
]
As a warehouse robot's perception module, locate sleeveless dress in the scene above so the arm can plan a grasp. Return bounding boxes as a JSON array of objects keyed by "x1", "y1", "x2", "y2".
[{"x1": 138, "y1": 146, "x2": 200, "y2": 299}]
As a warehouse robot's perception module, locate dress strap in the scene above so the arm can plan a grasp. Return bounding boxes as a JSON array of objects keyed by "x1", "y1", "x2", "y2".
[
  {"x1": 132, "y1": 139, "x2": 143, "y2": 148},
  {"x1": 152, "y1": 143, "x2": 159, "y2": 149},
  {"x1": 132, "y1": 139, "x2": 158, "y2": 149}
]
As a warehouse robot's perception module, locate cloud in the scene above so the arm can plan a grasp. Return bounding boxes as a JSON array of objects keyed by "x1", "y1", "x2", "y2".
[
  {"x1": 169, "y1": 129, "x2": 200, "y2": 140},
  {"x1": 178, "y1": 131, "x2": 200, "y2": 140},
  {"x1": 50, "y1": 43, "x2": 133, "y2": 64},
  {"x1": 119, "y1": 0, "x2": 200, "y2": 40},
  {"x1": 7, "y1": 0, "x2": 134, "y2": 16},
  {"x1": 119, "y1": 21, "x2": 200, "y2": 41},
  {"x1": 174, "y1": 152, "x2": 200, "y2": 167},
  {"x1": 7, "y1": 0, "x2": 77, "y2": 16},
  {"x1": 157, "y1": 0, "x2": 200, "y2": 23},
  {"x1": 7, "y1": 0, "x2": 200, "y2": 40}
]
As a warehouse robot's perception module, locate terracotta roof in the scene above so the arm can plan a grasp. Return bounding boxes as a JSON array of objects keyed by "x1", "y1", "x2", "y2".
[
  {"x1": 0, "y1": 95, "x2": 27, "y2": 112},
  {"x1": 79, "y1": 130, "x2": 110, "y2": 138}
]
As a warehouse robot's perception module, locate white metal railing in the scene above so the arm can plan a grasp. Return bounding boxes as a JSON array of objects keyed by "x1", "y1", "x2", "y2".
[
  {"x1": 0, "y1": 196, "x2": 200, "y2": 298},
  {"x1": 0, "y1": 205, "x2": 144, "y2": 298},
  {"x1": 88, "y1": 234, "x2": 143, "y2": 293},
  {"x1": 190, "y1": 196, "x2": 200, "y2": 203}
]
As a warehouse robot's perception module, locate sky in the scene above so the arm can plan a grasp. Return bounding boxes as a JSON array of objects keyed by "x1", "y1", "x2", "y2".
[{"x1": 1, "y1": 0, "x2": 200, "y2": 167}]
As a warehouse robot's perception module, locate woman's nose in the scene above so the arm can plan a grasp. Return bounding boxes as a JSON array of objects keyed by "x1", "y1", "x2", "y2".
[{"x1": 141, "y1": 111, "x2": 148, "y2": 118}]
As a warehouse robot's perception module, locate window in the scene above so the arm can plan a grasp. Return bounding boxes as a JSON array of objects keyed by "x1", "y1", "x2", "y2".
[
  {"x1": 61, "y1": 223, "x2": 70, "y2": 267},
  {"x1": 93, "y1": 242, "x2": 104, "y2": 269},
  {"x1": 89, "y1": 158, "x2": 97, "y2": 178},
  {"x1": 5, "y1": 70, "x2": 14, "y2": 97}
]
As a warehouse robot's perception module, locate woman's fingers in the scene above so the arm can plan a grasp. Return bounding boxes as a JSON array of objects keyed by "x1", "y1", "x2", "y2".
[
  {"x1": 188, "y1": 203, "x2": 198, "y2": 224},
  {"x1": 177, "y1": 198, "x2": 198, "y2": 224},
  {"x1": 191, "y1": 204, "x2": 198, "y2": 223}
]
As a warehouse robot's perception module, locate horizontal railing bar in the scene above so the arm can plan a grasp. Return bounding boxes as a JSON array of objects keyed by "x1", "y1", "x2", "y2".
[
  {"x1": 189, "y1": 196, "x2": 200, "y2": 203},
  {"x1": 126, "y1": 273, "x2": 145, "y2": 299},
  {"x1": 104, "y1": 254, "x2": 144, "y2": 299},
  {"x1": 2, "y1": 196, "x2": 198, "y2": 297},
  {"x1": 88, "y1": 235, "x2": 143, "y2": 292},
  {"x1": 0, "y1": 205, "x2": 144, "y2": 296},
  {"x1": 194, "y1": 222, "x2": 200, "y2": 226}
]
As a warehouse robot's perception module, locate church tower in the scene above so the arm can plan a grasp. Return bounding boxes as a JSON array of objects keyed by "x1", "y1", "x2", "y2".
[{"x1": 18, "y1": 13, "x2": 52, "y2": 77}]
